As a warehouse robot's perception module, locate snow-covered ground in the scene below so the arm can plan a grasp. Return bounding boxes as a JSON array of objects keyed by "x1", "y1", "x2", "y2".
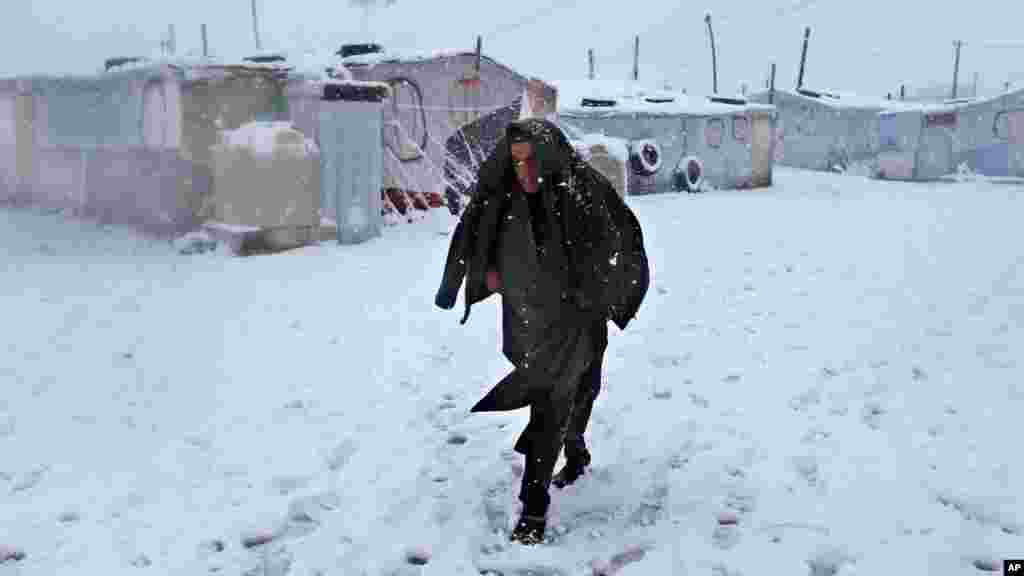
[{"x1": 2, "y1": 169, "x2": 1023, "y2": 576}]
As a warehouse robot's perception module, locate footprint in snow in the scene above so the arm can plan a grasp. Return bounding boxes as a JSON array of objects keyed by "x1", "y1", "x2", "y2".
[
  {"x1": 712, "y1": 522, "x2": 742, "y2": 550},
  {"x1": 448, "y1": 433, "x2": 470, "y2": 446},
  {"x1": 806, "y1": 545, "x2": 854, "y2": 576},
  {"x1": 935, "y1": 492, "x2": 1022, "y2": 535},
  {"x1": 628, "y1": 483, "x2": 669, "y2": 528},
  {"x1": 404, "y1": 546, "x2": 431, "y2": 566},
  {"x1": 325, "y1": 438, "x2": 358, "y2": 472},
  {"x1": 591, "y1": 544, "x2": 650, "y2": 576},
  {"x1": 269, "y1": 474, "x2": 311, "y2": 496},
  {"x1": 792, "y1": 454, "x2": 823, "y2": 488},
  {"x1": 684, "y1": 389, "x2": 708, "y2": 407},
  {"x1": 240, "y1": 543, "x2": 293, "y2": 576},
  {"x1": 481, "y1": 474, "x2": 517, "y2": 536},
  {"x1": 651, "y1": 386, "x2": 673, "y2": 400},
  {"x1": 789, "y1": 387, "x2": 823, "y2": 413},
  {"x1": 10, "y1": 465, "x2": 49, "y2": 493},
  {"x1": 649, "y1": 352, "x2": 691, "y2": 369},
  {"x1": 58, "y1": 510, "x2": 81, "y2": 524},
  {"x1": 801, "y1": 426, "x2": 832, "y2": 445},
  {"x1": 712, "y1": 564, "x2": 743, "y2": 576},
  {"x1": 860, "y1": 401, "x2": 886, "y2": 430},
  {"x1": 970, "y1": 558, "x2": 1002, "y2": 572}
]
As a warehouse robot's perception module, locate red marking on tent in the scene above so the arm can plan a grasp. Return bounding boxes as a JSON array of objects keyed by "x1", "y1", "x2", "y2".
[{"x1": 925, "y1": 111, "x2": 957, "y2": 128}]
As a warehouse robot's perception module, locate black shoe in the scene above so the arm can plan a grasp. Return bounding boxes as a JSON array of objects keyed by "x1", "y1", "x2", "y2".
[
  {"x1": 553, "y1": 452, "x2": 591, "y2": 489},
  {"x1": 509, "y1": 514, "x2": 546, "y2": 546}
]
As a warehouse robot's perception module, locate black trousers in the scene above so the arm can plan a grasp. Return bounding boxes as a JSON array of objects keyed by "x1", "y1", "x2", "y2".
[{"x1": 513, "y1": 322, "x2": 607, "y2": 515}]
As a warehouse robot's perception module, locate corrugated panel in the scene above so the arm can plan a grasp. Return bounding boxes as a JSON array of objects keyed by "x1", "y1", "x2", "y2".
[{"x1": 319, "y1": 100, "x2": 384, "y2": 244}]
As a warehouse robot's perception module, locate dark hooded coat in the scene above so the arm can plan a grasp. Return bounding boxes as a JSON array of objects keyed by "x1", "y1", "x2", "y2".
[{"x1": 434, "y1": 118, "x2": 649, "y2": 413}]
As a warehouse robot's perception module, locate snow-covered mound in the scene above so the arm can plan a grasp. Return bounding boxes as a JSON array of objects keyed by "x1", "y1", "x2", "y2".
[{"x1": 219, "y1": 122, "x2": 318, "y2": 158}]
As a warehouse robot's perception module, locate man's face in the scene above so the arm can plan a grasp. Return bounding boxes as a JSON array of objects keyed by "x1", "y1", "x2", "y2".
[
  {"x1": 510, "y1": 141, "x2": 533, "y2": 162},
  {"x1": 510, "y1": 141, "x2": 537, "y2": 194}
]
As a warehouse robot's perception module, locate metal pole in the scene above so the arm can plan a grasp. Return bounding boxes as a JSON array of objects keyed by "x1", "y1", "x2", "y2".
[
  {"x1": 632, "y1": 36, "x2": 639, "y2": 81},
  {"x1": 797, "y1": 27, "x2": 810, "y2": 89},
  {"x1": 201, "y1": 24, "x2": 209, "y2": 58},
  {"x1": 704, "y1": 14, "x2": 717, "y2": 94},
  {"x1": 251, "y1": 0, "x2": 262, "y2": 51},
  {"x1": 475, "y1": 35, "x2": 482, "y2": 75},
  {"x1": 900, "y1": 84, "x2": 905, "y2": 100},
  {"x1": 769, "y1": 62, "x2": 776, "y2": 103},
  {"x1": 588, "y1": 48, "x2": 595, "y2": 80},
  {"x1": 951, "y1": 40, "x2": 962, "y2": 99},
  {"x1": 168, "y1": 24, "x2": 176, "y2": 55}
]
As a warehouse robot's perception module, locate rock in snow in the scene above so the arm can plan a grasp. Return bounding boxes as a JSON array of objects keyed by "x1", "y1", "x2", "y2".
[{"x1": 0, "y1": 545, "x2": 25, "y2": 563}]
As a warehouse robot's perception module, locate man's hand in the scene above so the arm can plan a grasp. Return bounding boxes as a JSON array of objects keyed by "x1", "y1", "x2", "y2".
[{"x1": 486, "y1": 269, "x2": 501, "y2": 292}]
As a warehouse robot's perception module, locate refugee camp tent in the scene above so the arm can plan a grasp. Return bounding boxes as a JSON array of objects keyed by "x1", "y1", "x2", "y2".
[
  {"x1": 557, "y1": 79, "x2": 776, "y2": 193},
  {"x1": 949, "y1": 88, "x2": 1024, "y2": 178},
  {"x1": 0, "y1": 58, "x2": 293, "y2": 236},
  {"x1": 748, "y1": 87, "x2": 909, "y2": 173},
  {"x1": 332, "y1": 45, "x2": 556, "y2": 205},
  {"x1": 873, "y1": 97, "x2": 990, "y2": 181}
]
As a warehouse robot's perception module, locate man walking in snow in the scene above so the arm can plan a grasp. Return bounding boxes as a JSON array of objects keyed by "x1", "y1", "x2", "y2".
[{"x1": 435, "y1": 118, "x2": 650, "y2": 545}]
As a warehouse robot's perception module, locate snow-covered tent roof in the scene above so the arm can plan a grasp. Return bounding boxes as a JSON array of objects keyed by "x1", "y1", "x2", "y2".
[
  {"x1": 877, "y1": 98, "x2": 972, "y2": 116},
  {"x1": 338, "y1": 46, "x2": 552, "y2": 88},
  {"x1": 556, "y1": 78, "x2": 774, "y2": 117},
  {"x1": 99, "y1": 50, "x2": 328, "y2": 83},
  {"x1": 750, "y1": 87, "x2": 905, "y2": 110}
]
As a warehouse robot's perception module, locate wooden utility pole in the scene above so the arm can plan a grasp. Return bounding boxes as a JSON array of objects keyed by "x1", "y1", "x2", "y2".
[
  {"x1": 201, "y1": 24, "x2": 209, "y2": 57},
  {"x1": 951, "y1": 40, "x2": 963, "y2": 99},
  {"x1": 588, "y1": 48, "x2": 595, "y2": 80},
  {"x1": 797, "y1": 27, "x2": 811, "y2": 89},
  {"x1": 632, "y1": 36, "x2": 640, "y2": 81},
  {"x1": 769, "y1": 62, "x2": 777, "y2": 103},
  {"x1": 474, "y1": 35, "x2": 482, "y2": 75},
  {"x1": 167, "y1": 24, "x2": 176, "y2": 55},
  {"x1": 704, "y1": 14, "x2": 717, "y2": 94}
]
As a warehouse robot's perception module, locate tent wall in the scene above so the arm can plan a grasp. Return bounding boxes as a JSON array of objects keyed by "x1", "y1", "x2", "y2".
[
  {"x1": 951, "y1": 89, "x2": 1024, "y2": 178},
  {"x1": 749, "y1": 90, "x2": 881, "y2": 172},
  {"x1": 345, "y1": 54, "x2": 538, "y2": 196},
  {"x1": 876, "y1": 89, "x2": 1024, "y2": 181},
  {"x1": 876, "y1": 111, "x2": 921, "y2": 180},
  {"x1": 0, "y1": 67, "x2": 286, "y2": 236},
  {"x1": 683, "y1": 112, "x2": 771, "y2": 190},
  {"x1": 559, "y1": 113, "x2": 685, "y2": 194}
]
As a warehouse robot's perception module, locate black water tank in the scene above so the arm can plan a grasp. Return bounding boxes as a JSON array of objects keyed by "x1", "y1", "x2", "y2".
[{"x1": 337, "y1": 43, "x2": 384, "y2": 58}]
